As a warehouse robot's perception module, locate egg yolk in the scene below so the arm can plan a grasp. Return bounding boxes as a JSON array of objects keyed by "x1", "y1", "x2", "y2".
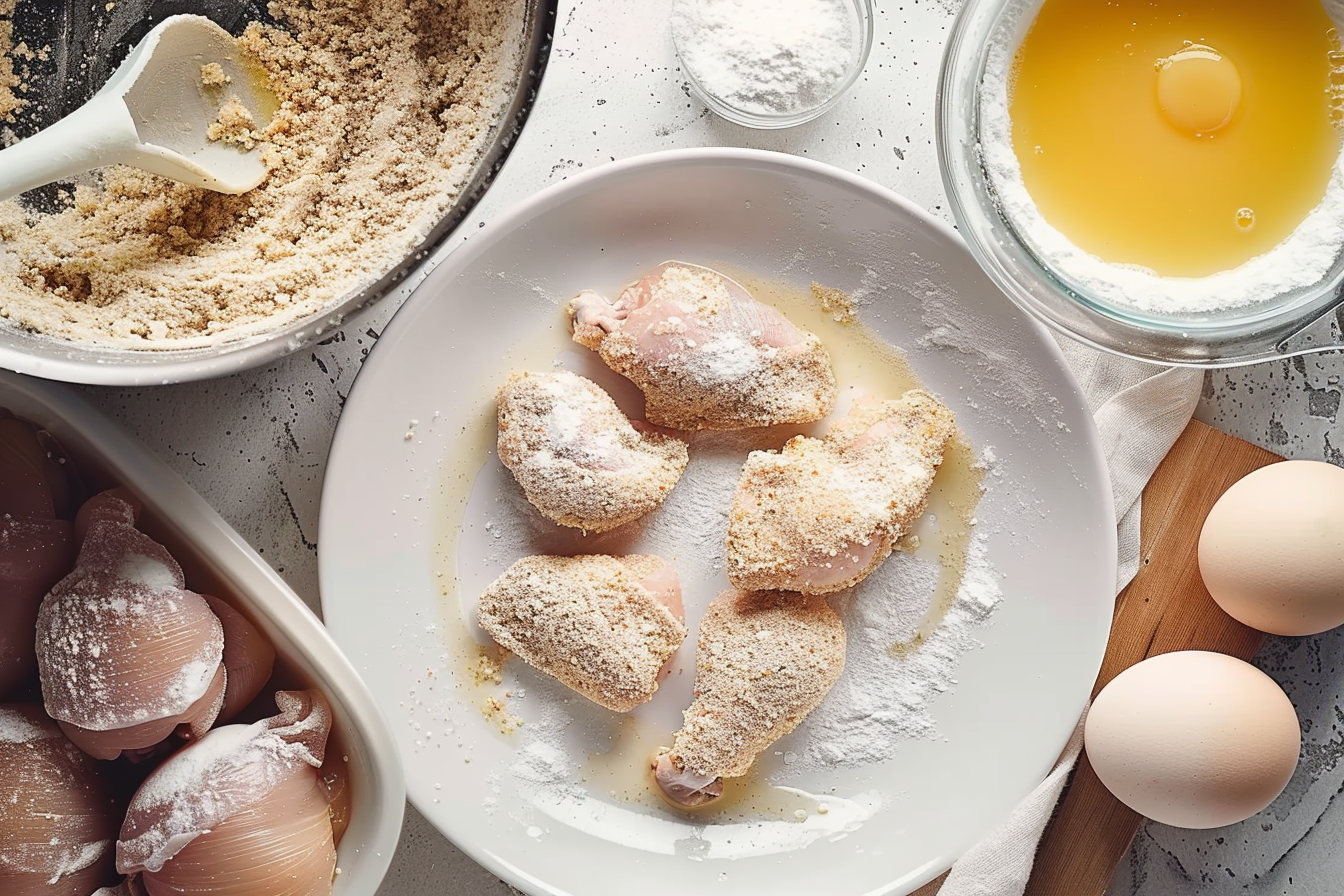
[
  {"x1": 1009, "y1": 0, "x2": 1343, "y2": 279},
  {"x1": 1156, "y1": 44, "x2": 1241, "y2": 134}
]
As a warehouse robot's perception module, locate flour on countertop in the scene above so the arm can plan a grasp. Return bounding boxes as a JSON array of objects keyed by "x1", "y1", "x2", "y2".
[{"x1": 979, "y1": 0, "x2": 1344, "y2": 315}]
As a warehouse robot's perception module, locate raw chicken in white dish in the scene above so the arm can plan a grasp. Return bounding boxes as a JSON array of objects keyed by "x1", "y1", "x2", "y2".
[
  {"x1": 726, "y1": 390, "x2": 956, "y2": 594},
  {"x1": 568, "y1": 261, "x2": 837, "y2": 430},
  {"x1": 35, "y1": 490, "x2": 227, "y2": 761},
  {"x1": 497, "y1": 370, "x2": 689, "y2": 533}
]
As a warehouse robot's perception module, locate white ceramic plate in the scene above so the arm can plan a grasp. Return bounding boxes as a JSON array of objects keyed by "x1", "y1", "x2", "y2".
[{"x1": 319, "y1": 148, "x2": 1115, "y2": 896}]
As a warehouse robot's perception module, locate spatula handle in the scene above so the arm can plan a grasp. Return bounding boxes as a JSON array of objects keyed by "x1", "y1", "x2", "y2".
[{"x1": 0, "y1": 97, "x2": 140, "y2": 203}]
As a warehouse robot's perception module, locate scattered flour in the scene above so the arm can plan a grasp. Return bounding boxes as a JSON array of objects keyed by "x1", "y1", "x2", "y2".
[
  {"x1": 0, "y1": 703, "x2": 49, "y2": 743},
  {"x1": 778, "y1": 534, "x2": 1002, "y2": 777},
  {"x1": 979, "y1": 0, "x2": 1344, "y2": 316}
]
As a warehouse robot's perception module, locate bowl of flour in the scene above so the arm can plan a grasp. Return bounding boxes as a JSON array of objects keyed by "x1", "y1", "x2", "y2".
[
  {"x1": 937, "y1": 0, "x2": 1344, "y2": 366},
  {"x1": 670, "y1": 0, "x2": 873, "y2": 129},
  {"x1": 0, "y1": 0, "x2": 553, "y2": 385}
]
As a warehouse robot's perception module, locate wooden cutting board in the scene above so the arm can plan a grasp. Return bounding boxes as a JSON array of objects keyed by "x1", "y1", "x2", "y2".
[
  {"x1": 1023, "y1": 419, "x2": 1282, "y2": 895},
  {"x1": 913, "y1": 419, "x2": 1283, "y2": 896}
]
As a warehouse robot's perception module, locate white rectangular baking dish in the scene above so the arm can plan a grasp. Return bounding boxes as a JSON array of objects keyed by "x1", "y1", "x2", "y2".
[{"x1": 0, "y1": 368, "x2": 404, "y2": 895}]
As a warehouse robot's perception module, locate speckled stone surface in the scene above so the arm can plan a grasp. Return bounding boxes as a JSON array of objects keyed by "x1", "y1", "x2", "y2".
[{"x1": 72, "y1": 1, "x2": 1344, "y2": 894}]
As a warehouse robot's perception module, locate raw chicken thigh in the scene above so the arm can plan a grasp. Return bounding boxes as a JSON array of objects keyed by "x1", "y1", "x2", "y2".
[
  {"x1": 117, "y1": 690, "x2": 338, "y2": 896},
  {"x1": 35, "y1": 490, "x2": 227, "y2": 760},
  {"x1": 726, "y1": 390, "x2": 956, "y2": 594},
  {"x1": 568, "y1": 262, "x2": 837, "y2": 430},
  {"x1": 0, "y1": 413, "x2": 77, "y2": 700},
  {"x1": 497, "y1": 370, "x2": 688, "y2": 532},
  {"x1": 653, "y1": 589, "x2": 845, "y2": 808},
  {"x1": 0, "y1": 703, "x2": 120, "y2": 895},
  {"x1": 477, "y1": 554, "x2": 686, "y2": 712}
]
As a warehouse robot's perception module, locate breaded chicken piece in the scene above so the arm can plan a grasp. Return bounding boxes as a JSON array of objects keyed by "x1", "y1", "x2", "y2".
[
  {"x1": 725, "y1": 390, "x2": 956, "y2": 595},
  {"x1": 477, "y1": 554, "x2": 686, "y2": 712},
  {"x1": 497, "y1": 371, "x2": 689, "y2": 533},
  {"x1": 567, "y1": 261, "x2": 837, "y2": 430},
  {"x1": 653, "y1": 589, "x2": 845, "y2": 807}
]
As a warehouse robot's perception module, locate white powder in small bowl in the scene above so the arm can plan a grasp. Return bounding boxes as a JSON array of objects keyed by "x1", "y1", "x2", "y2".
[
  {"x1": 671, "y1": 0, "x2": 863, "y2": 122},
  {"x1": 978, "y1": 0, "x2": 1344, "y2": 317}
]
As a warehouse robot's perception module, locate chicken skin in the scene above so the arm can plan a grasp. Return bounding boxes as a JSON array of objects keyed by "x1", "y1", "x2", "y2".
[
  {"x1": 477, "y1": 554, "x2": 687, "y2": 712},
  {"x1": 567, "y1": 262, "x2": 837, "y2": 430},
  {"x1": 0, "y1": 412, "x2": 77, "y2": 700},
  {"x1": 497, "y1": 370, "x2": 689, "y2": 533},
  {"x1": 653, "y1": 589, "x2": 845, "y2": 808},
  {"x1": 726, "y1": 390, "x2": 956, "y2": 595},
  {"x1": 35, "y1": 490, "x2": 227, "y2": 760}
]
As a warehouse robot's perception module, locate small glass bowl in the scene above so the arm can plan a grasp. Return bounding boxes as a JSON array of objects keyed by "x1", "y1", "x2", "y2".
[
  {"x1": 937, "y1": 0, "x2": 1344, "y2": 366},
  {"x1": 672, "y1": 0, "x2": 874, "y2": 129}
]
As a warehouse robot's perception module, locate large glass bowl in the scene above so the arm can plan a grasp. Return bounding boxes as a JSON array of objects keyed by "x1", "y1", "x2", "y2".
[
  {"x1": 937, "y1": 0, "x2": 1344, "y2": 366},
  {"x1": 0, "y1": 0, "x2": 554, "y2": 385}
]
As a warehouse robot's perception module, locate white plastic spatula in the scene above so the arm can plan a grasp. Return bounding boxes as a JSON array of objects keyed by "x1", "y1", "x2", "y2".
[{"x1": 0, "y1": 15, "x2": 273, "y2": 202}]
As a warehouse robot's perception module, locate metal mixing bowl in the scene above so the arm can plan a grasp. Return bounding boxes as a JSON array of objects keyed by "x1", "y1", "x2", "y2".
[
  {"x1": 0, "y1": 0, "x2": 554, "y2": 385},
  {"x1": 937, "y1": 0, "x2": 1344, "y2": 366}
]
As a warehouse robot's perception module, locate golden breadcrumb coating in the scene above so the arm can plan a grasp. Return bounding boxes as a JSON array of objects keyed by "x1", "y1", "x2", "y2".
[
  {"x1": 726, "y1": 390, "x2": 956, "y2": 594},
  {"x1": 669, "y1": 589, "x2": 845, "y2": 779},
  {"x1": 477, "y1": 555, "x2": 686, "y2": 712},
  {"x1": 496, "y1": 371, "x2": 688, "y2": 532}
]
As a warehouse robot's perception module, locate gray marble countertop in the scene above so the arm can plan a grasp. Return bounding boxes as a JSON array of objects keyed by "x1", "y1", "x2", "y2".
[{"x1": 75, "y1": 1, "x2": 1344, "y2": 893}]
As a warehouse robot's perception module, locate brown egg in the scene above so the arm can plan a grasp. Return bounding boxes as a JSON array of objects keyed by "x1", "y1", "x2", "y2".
[
  {"x1": 0, "y1": 703, "x2": 120, "y2": 896},
  {"x1": 36, "y1": 491, "x2": 226, "y2": 760},
  {"x1": 117, "y1": 690, "x2": 338, "y2": 896},
  {"x1": 1199, "y1": 460, "x2": 1344, "y2": 635}
]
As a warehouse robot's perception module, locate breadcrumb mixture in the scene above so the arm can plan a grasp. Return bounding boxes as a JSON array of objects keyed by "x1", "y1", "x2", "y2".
[
  {"x1": 670, "y1": 589, "x2": 845, "y2": 780},
  {"x1": 206, "y1": 96, "x2": 262, "y2": 150},
  {"x1": 199, "y1": 62, "x2": 230, "y2": 88},
  {"x1": 480, "y1": 694, "x2": 523, "y2": 734},
  {"x1": 476, "y1": 555, "x2": 687, "y2": 713},
  {"x1": 810, "y1": 281, "x2": 856, "y2": 324},
  {"x1": 470, "y1": 645, "x2": 507, "y2": 686},
  {"x1": 0, "y1": 0, "x2": 524, "y2": 348},
  {"x1": 0, "y1": 1, "x2": 24, "y2": 122}
]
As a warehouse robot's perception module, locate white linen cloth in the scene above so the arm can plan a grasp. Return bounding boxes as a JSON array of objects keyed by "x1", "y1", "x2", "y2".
[{"x1": 935, "y1": 338, "x2": 1204, "y2": 896}]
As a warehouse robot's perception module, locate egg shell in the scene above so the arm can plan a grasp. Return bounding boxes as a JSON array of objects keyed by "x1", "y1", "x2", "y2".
[
  {"x1": 1198, "y1": 459, "x2": 1344, "y2": 636},
  {"x1": 1084, "y1": 650, "x2": 1300, "y2": 829}
]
